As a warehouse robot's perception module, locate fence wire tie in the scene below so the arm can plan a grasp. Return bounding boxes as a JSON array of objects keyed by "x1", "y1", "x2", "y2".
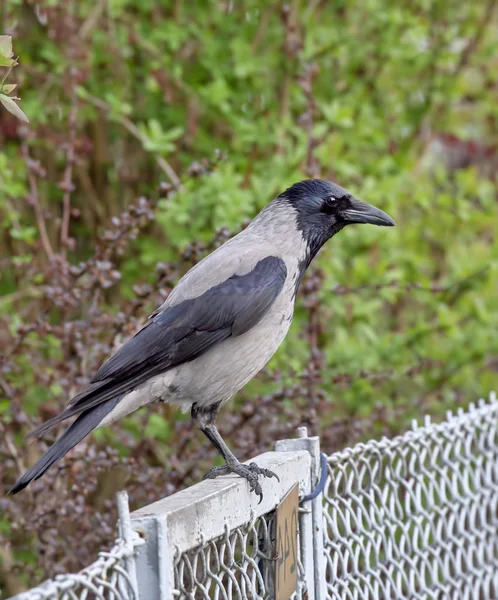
[{"x1": 301, "y1": 452, "x2": 328, "y2": 503}]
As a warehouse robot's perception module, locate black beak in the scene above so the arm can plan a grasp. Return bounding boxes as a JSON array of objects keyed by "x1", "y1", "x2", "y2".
[{"x1": 342, "y1": 199, "x2": 395, "y2": 227}]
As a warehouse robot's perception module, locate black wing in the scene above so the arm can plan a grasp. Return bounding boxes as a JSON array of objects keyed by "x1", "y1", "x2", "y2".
[{"x1": 29, "y1": 256, "x2": 287, "y2": 437}]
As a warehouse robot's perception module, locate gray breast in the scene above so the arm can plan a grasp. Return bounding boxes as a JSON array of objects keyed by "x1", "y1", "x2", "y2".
[
  {"x1": 98, "y1": 202, "x2": 307, "y2": 426},
  {"x1": 151, "y1": 246, "x2": 297, "y2": 405},
  {"x1": 98, "y1": 291, "x2": 296, "y2": 427}
]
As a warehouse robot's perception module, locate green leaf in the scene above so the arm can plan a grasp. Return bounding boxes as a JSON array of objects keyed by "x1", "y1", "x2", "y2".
[
  {"x1": 0, "y1": 94, "x2": 29, "y2": 123},
  {"x1": 0, "y1": 55, "x2": 14, "y2": 67},
  {"x1": 0, "y1": 35, "x2": 13, "y2": 59},
  {"x1": 2, "y1": 83, "x2": 16, "y2": 94},
  {"x1": 10, "y1": 226, "x2": 37, "y2": 242}
]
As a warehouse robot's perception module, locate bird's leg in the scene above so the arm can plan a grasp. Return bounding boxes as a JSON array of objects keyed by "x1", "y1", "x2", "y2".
[{"x1": 191, "y1": 402, "x2": 278, "y2": 502}]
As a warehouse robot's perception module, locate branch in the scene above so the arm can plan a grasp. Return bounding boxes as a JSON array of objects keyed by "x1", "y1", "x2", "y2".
[
  {"x1": 21, "y1": 141, "x2": 54, "y2": 260},
  {"x1": 81, "y1": 93, "x2": 184, "y2": 191},
  {"x1": 330, "y1": 267, "x2": 489, "y2": 297},
  {"x1": 0, "y1": 545, "x2": 26, "y2": 597},
  {"x1": 0, "y1": 421, "x2": 26, "y2": 477},
  {"x1": 78, "y1": 0, "x2": 107, "y2": 39},
  {"x1": 60, "y1": 66, "x2": 78, "y2": 256},
  {"x1": 454, "y1": 0, "x2": 497, "y2": 75}
]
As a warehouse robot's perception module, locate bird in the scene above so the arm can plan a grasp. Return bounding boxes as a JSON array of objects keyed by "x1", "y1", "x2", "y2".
[{"x1": 9, "y1": 179, "x2": 395, "y2": 499}]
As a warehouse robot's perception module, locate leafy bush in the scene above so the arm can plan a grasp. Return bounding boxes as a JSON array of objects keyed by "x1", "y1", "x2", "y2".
[{"x1": 0, "y1": 0, "x2": 497, "y2": 593}]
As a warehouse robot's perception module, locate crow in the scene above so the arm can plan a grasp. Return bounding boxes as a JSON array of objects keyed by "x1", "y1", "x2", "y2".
[{"x1": 9, "y1": 179, "x2": 394, "y2": 499}]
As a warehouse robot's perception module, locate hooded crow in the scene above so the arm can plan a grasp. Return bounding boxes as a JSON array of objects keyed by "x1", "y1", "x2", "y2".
[{"x1": 9, "y1": 179, "x2": 395, "y2": 499}]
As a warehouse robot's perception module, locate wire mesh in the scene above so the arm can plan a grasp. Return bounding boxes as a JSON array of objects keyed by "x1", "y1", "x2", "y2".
[
  {"x1": 172, "y1": 510, "x2": 307, "y2": 599},
  {"x1": 12, "y1": 394, "x2": 498, "y2": 600},
  {"x1": 323, "y1": 393, "x2": 498, "y2": 600},
  {"x1": 9, "y1": 539, "x2": 137, "y2": 600}
]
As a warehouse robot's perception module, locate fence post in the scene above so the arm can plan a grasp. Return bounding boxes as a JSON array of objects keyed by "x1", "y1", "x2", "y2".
[
  {"x1": 128, "y1": 450, "x2": 311, "y2": 599},
  {"x1": 116, "y1": 491, "x2": 140, "y2": 599},
  {"x1": 129, "y1": 513, "x2": 173, "y2": 600},
  {"x1": 275, "y1": 428, "x2": 326, "y2": 600}
]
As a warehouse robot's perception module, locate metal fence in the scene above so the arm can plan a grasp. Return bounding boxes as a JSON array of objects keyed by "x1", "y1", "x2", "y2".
[
  {"x1": 131, "y1": 447, "x2": 315, "y2": 599},
  {"x1": 323, "y1": 393, "x2": 498, "y2": 600},
  {"x1": 8, "y1": 494, "x2": 139, "y2": 600},
  {"x1": 9, "y1": 392, "x2": 498, "y2": 600}
]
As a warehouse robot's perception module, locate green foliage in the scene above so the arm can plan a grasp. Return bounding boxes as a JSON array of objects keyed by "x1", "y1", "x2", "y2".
[
  {"x1": 1, "y1": 0, "x2": 497, "y2": 454},
  {"x1": 0, "y1": 34, "x2": 14, "y2": 67},
  {"x1": 1, "y1": 0, "x2": 498, "y2": 590},
  {"x1": 0, "y1": 35, "x2": 29, "y2": 122}
]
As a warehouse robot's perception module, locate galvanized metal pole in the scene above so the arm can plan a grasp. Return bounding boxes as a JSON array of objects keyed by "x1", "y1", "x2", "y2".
[
  {"x1": 275, "y1": 429, "x2": 327, "y2": 600},
  {"x1": 116, "y1": 490, "x2": 140, "y2": 599}
]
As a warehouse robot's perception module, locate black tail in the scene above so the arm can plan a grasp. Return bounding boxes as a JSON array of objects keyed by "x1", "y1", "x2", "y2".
[
  {"x1": 26, "y1": 379, "x2": 113, "y2": 440},
  {"x1": 8, "y1": 397, "x2": 121, "y2": 495}
]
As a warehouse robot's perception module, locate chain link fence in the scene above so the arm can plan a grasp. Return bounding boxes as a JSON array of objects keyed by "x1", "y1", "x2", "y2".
[
  {"x1": 323, "y1": 393, "x2": 498, "y2": 599},
  {"x1": 9, "y1": 392, "x2": 498, "y2": 600},
  {"x1": 9, "y1": 539, "x2": 136, "y2": 600},
  {"x1": 9, "y1": 493, "x2": 139, "y2": 600},
  {"x1": 172, "y1": 510, "x2": 307, "y2": 599},
  {"x1": 130, "y1": 449, "x2": 314, "y2": 600}
]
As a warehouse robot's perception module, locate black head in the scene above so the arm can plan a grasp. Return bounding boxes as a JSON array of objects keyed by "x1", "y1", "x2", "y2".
[{"x1": 279, "y1": 179, "x2": 395, "y2": 261}]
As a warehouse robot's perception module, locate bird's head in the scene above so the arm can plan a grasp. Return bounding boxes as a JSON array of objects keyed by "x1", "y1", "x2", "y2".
[{"x1": 279, "y1": 179, "x2": 395, "y2": 261}]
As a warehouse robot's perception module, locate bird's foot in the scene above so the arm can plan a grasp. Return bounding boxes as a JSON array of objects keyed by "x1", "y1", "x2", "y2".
[{"x1": 202, "y1": 461, "x2": 279, "y2": 503}]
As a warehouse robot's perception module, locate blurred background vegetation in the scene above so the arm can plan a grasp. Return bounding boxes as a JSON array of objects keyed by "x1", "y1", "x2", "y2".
[{"x1": 1, "y1": 0, "x2": 497, "y2": 594}]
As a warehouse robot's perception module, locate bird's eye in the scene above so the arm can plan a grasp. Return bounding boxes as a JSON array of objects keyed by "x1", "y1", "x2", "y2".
[{"x1": 321, "y1": 195, "x2": 337, "y2": 213}]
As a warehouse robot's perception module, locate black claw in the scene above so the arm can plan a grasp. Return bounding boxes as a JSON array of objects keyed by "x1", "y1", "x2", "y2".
[
  {"x1": 262, "y1": 468, "x2": 279, "y2": 482},
  {"x1": 202, "y1": 465, "x2": 230, "y2": 480},
  {"x1": 247, "y1": 463, "x2": 279, "y2": 481},
  {"x1": 202, "y1": 461, "x2": 276, "y2": 499}
]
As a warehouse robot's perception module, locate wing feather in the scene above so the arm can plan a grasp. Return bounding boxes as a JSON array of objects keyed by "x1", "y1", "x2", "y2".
[{"x1": 34, "y1": 256, "x2": 287, "y2": 435}]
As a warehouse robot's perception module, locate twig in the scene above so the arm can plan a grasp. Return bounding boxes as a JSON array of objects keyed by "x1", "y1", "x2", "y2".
[
  {"x1": 0, "y1": 421, "x2": 26, "y2": 476},
  {"x1": 331, "y1": 267, "x2": 489, "y2": 297},
  {"x1": 60, "y1": 66, "x2": 78, "y2": 256},
  {"x1": 81, "y1": 93, "x2": 184, "y2": 190},
  {"x1": 277, "y1": 1, "x2": 300, "y2": 155},
  {"x1": 326, "y1": 357, "x2": 444, "y2": 388},
  {"x1": 21, "y1": 141, "x2": 54, "y2": 260},
  {"x1": 0, "y1": 56, "x2": 18, "y2": 88},
  {"x1": 78, "y1": 0, "x2": 107, "y2": 39},
  {"x1": 251, "y1": 6, "x2": 273, "y2": 53},
  {"x1": 0, "y1": 286, "x2": 44, "y2": 309},
  {"x1": 76, "y1": 163, "x2": 104, "y2": 220},
  {"x1": 0, "y1": 545, "x2": 26, "y2": 597},
  {"x1": 453, "y1": 0, "x2": 497, "y2": 75}
]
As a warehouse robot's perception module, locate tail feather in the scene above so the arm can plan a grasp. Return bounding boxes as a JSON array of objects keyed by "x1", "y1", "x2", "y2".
[
  {"x1": 8, "y1": 396, "x2": 121, "y2": 495},
  {"x1": 26, "y1": 380, "x2": 115, "y2": 440},
  {"x1": 27, "y1": 405, "x2": 83, "y2": 440}
]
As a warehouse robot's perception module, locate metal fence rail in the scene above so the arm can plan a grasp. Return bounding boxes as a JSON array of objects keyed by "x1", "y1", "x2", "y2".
[
  {"x1": 8, "y1": 392, "x2": 498, "y2": 600},
  {"x1": 322, "y1": 392, "x2": 498, "y2": 599},
  {"x1": 131, "y1": 449, "x2": 314, "y2": 599}
]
